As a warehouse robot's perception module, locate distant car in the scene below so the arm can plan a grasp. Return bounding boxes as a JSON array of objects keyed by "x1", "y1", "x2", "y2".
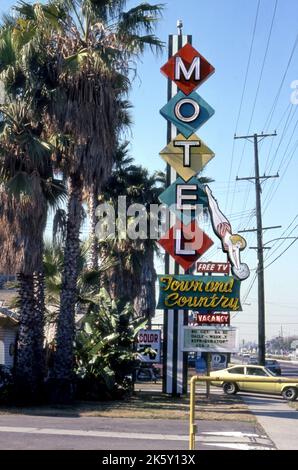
[
  {"x1": 210, "y1": 365, "x2": 298, "y2": 401},
  {"x1": 247, "y1": 358, "x2": 281, "y2": 375},
  {"x1": 265, "y1": 359, "x2": 282, "y2": 376},
  {"x1": 248, "y1": 357, "x2": 258, "y2": 365}
]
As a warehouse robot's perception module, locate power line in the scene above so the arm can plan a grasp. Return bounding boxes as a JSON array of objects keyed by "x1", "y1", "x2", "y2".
[
  {"x1": 225, "y1": 0, "x2": 261, "y2": 214},
  {"x1": 264, "y1": 220, "x2": 298, "y2": 262},
  {"x1": 263, "y1": 138, "x2": 298, "y2": 214},
  {"x1": 264, "y1": 237, "x2": 298, "y2": 270},
  {"x1": 263, "y1": 32, "x2": 298, "y2": 132}
]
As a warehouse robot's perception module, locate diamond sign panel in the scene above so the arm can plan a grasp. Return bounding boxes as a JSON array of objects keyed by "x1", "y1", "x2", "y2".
[
  {"x1": 160, "y1": 134, "x2": 214, "y2": 181},
  {"x1": 160, "y1": 91, "x2": 215, "y2": 138},
  {"x1": 161, "y1": 43, "x2": 215, "y2": 95},
  {"x1": 159, "y1": 176, "x2": 208, "y2": 225},
  {"x1": 157, "y1": 220, "x2": 213, "y2": 271}
]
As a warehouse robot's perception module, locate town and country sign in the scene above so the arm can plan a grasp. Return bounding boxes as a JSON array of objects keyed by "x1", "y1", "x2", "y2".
[
  {"x1": 157, "y1": 28, "x2": 250, "y2": 395},
  {"x1": 157, "y1": 274, "x2": 242, "y2": 312}
]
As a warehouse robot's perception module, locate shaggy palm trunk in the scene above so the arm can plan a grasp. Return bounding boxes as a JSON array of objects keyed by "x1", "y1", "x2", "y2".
[
  {"x1": 52, "y1": 172, "x2": 83, "y2": 402},
  {"x1": 88, "y1": 186, "x2": 99, "y2": 270},
  {"x1": 134, "y1": 245, "x2": 156, "y2": 326},
  {"x1": 33, "y1": 269, "x2": 46, "y2": 383},
  {"x1": 15, "y1": 273, "x2": 43, "y2": 402}
]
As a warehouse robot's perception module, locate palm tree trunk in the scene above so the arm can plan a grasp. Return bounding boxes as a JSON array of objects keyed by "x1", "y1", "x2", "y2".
[
  {"x1": 33, "y1": 269, "x2": 46, "y2": 384},
  {"x1": 52, "y1": 172, "x2": 83, "y2": 402},
  {"x1": 134, "y1": 245, "x2": 156, "y2": 325},
  {"x1": 15, "y1": 273, "x2": 42, "y2": 402},
  {"x1": 88, "y1": 185, "x2": 99, "y2": 270}
]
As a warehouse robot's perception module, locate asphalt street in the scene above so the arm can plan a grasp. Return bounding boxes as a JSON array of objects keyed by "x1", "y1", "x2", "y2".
[
  {"x1": 0, "y1": 414, "x2": 275, "y2": 450},
  {"x1": 0, "y1": 360, "x2": 296, "y2": 451}
]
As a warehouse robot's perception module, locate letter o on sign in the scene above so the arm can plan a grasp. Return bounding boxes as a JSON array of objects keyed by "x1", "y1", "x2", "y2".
[{"x1": 174, "y1": 98, "x2": 200, "y2": 123}]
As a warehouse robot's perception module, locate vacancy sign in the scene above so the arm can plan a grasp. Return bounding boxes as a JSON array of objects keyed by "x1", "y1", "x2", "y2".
[{"x1": 161, "y1": 43, "x2": 215, "y2": 95}]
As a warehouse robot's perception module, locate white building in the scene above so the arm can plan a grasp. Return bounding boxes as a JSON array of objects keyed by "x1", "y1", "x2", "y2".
[{"x1": 0, "y1": 309, "x2": 18, "y2": 368}]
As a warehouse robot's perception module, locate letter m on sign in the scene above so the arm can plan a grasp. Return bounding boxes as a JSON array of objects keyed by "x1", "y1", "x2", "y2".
[{"x1": 161, "y1": 43, "x2": 215, "y2": 95}]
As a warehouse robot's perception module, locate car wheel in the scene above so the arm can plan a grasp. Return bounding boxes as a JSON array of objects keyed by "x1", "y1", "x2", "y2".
[
  {"x1": 223, "y1": 382, "x2": 238, "y2": 395},
  {"x1": 282, "y1": 387, "x2": 298, "y2": 401}
]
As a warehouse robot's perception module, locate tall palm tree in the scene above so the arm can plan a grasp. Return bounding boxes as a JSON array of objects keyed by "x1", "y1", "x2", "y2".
[
  {"x1": 3, "y1": 0, "x2": 163, "y2": 399},
  {"x1": 98, "y1": 144, "x2": 165, "y2": 324},
  {"x1": 0, "y1": 100, "x2": 66, "y2": 401}
]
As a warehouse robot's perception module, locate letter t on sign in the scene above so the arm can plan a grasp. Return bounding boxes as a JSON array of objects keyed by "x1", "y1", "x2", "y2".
[{"x1": 174, "y1": 139, "x2": 201, "y2": 166}]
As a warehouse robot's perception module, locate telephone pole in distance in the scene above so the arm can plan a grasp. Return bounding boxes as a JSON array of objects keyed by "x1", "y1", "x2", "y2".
[{"x1": 234, "y1": 132, "x2": 278, "y2": 365}]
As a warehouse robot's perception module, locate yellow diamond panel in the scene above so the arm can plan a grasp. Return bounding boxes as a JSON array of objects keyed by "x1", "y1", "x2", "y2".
[{"x1": 160, "y1": 134, "x2": 215, "y2": 181}]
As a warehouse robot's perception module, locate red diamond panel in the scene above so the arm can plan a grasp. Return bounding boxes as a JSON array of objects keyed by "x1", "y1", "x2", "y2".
[
  {"x1": 161, "y1": 43, "x2": 215, "y2": 95},
  {"x1": 157, "y1": 220, "x2": 213, "y2": 271}
]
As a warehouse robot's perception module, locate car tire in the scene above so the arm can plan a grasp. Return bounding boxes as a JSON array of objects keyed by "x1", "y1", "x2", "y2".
[
  {"x1": 223, "y1": 382, "x2": 238, "y2": 395},
  {"x1": 282, "y1": 387, "x2": 298, "y2": 401}
]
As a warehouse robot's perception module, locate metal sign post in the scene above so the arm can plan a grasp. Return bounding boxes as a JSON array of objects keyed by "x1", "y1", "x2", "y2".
[{"x1": 162, "y1": 30, "x2": 191, "y2": 396}]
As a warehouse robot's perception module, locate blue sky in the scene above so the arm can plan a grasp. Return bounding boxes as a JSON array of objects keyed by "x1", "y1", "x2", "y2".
[{"x1": 1, "y1": 0, "x2": 298, "y2": 342}]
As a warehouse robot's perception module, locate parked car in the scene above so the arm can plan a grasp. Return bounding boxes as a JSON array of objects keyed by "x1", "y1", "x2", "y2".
[{"x1": 210, "y1": 365, "x2": 298, "y2": 401}]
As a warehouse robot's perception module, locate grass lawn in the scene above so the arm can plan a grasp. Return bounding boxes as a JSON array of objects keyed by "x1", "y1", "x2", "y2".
[{"x1": 0, "y1": 387, "x2": 255, "y2": 422}]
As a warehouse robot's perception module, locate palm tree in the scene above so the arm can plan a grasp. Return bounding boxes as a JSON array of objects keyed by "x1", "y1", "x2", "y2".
[
  {"x1": 0, "y1": 100, "x2": 66, "y2": 401},
  {"x1": 2, "y1": 0, "x2": 163, "y2": 399},
  {"x1": 98, "y1": 143, "x2": 165, "y2": 324}
]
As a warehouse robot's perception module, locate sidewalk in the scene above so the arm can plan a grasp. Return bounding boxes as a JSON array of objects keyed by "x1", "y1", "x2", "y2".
[{"x1": 242, "y1": 394, "x2": 298, "y2": 450}]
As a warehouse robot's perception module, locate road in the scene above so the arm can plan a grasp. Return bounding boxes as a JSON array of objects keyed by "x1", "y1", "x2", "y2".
[
  {"x1": 279, "y1": 360, "x2": 298, "y2": 377},
  {"x1": 233, "y1": 356, "x2": 298, "y2": 377},
  {"x1": 0, "y1": 414, "x2": 275, "y2": 451}
]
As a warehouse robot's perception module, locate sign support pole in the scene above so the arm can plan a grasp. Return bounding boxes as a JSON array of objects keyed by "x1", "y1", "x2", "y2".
[{"x1": 162, "y1": 29, "x2": 192, "y2": 396}]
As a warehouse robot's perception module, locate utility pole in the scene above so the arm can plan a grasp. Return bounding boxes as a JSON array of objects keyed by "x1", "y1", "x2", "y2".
[{"x1": 234, "y1": 132, "x2": 278, "y2": 365}]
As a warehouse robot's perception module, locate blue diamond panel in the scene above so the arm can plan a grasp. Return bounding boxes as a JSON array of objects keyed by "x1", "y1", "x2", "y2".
[
  {"x1": 159, "y1": 176, "x2": 209, "y2": 225},
  {"x1": 160, "y1": 91, "x2": 215, "y2": 138}
]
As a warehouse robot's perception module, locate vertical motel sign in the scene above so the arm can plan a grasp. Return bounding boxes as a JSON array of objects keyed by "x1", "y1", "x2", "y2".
[{"x1": 159, "y1": 32, "x2": 215, "y2": 396}]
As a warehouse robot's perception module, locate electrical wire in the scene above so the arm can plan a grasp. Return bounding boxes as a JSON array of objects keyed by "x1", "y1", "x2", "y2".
[
  {"x1": 264, "y1": 237, "x2": 298, "y2": 270},
  {"x1": 224, "y1": 0, "x2": 261, "y2": 214}
]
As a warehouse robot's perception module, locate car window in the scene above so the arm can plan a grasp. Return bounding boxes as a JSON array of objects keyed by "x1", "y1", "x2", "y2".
[
  {"x1": 246, "y1": 367, "x2": 269, "y2": 376},
  {"x1": 266, "y1": 361, "x2": 276, "y2": 366},
  {"x1": 264, "y1": 367, "x2": 276, "y2": 376},
  {"x1": 228, "y1": 367, "x2": 244, "y2": 374}
]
